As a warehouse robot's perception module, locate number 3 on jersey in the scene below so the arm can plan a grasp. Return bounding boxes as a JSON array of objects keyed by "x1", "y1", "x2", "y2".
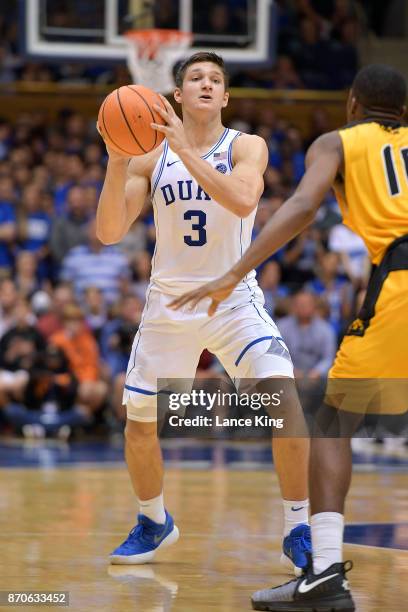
[
  {"x1": 382, "y1": 144, "x2": 408, "y2": 196},
  {"x1": 184, "y1": 210, "x2": 207, "y2": 246}
]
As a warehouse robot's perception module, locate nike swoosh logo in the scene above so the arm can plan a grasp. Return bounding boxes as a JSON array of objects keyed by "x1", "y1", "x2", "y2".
[
  {"x1": 291, "y1": 506, "x2": 305, "y2": 511},
  {"x1": 153, "y1": 524, "x2": 171, "y2": 545},
  {"x1": 298, "y1": 573, "x2": 339, "y2": 594},
  {"x1": 167, "y1": 160, "x2": 181, "y2": 167}
]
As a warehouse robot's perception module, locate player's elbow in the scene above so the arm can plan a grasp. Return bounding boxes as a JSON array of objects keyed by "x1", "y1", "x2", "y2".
[
  {"x1": 235, "y1": 196, "x2": 258, "y2": 218},
  {"x1": 96, "y1": 227, "x2": 123, "y2": 245},
  {"x1": 238, "y1": 205, "x2": 256, "y2": 218}
]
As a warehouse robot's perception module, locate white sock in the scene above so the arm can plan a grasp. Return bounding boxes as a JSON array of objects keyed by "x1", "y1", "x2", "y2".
[
  {"x1": 311, "y1": 512, "x2": 344, "y2": 574},
  {"x1": 138, "y1": 493, "x2": 166, "y2": 524},
  {"x1": 282, "y1": 498, "x2": 309, "y2": 536}
]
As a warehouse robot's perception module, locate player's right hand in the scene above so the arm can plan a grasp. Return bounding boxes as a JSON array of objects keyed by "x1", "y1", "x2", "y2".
[
  {"x1": 96, "y1": 121, "x2": 131, "y2": 162},
  {"x1": 168, "y1": 270, "x2": 241, "y2": 316}
]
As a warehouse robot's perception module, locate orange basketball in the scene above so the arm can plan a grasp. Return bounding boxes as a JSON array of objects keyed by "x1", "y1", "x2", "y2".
[{"x1": 97, "y1": 85, "x2": 166, "y2": 156}]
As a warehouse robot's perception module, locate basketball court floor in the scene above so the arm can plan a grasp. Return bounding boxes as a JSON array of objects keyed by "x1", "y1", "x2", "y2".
[{"x1": 1, "y1": 439, "x2": 407, "y2": 611}]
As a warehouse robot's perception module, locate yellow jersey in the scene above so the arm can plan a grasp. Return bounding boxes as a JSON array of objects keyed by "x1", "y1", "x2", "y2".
[{"x1": 334, "y1": 121, "x2": 408, "y2": 264}]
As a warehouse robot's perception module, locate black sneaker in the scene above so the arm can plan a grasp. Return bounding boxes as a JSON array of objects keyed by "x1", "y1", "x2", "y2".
[{"x1": 251, "y1": 560, "x2": 355, "y2": 611}]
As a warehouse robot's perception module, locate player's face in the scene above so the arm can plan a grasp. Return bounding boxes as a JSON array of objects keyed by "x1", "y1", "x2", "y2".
[{"x1": 175, "y1": 62, "x2": 229, "y2": 112}]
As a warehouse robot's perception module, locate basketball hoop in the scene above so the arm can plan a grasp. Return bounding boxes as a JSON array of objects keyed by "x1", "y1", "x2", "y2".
[{"x1": 124, "y1": 29, "x2": 193, "y2": 94}]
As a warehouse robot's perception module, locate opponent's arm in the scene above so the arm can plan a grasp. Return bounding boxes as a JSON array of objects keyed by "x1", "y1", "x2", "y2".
[
  {"x1": 152, "y1": 98, "x2": 267, "y2": 218},
  {"x1": 169, "y1": 131, "x2": 344, "y2": 313},
  {"x1": 96, "y1": 147, "x2": 154, "y2": 245}
]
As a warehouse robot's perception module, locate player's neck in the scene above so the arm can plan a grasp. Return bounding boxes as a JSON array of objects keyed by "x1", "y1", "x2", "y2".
[
  {"x1": 182, "y1": 112, "x2": 225, "y2": 155},
  {"x1": 362, "y1": 108, "x2": 402, "y2": 123}
]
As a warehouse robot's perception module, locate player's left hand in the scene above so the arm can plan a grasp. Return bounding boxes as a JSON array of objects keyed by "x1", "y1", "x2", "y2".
[
  {"x1": 168, "y1": 270, "x2": 241, "y2": 316},
  {"x1": 151, "y1": 95, "x2": 190, "y2": 155}
]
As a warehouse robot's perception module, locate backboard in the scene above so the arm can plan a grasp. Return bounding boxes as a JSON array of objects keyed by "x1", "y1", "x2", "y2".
[{"x1": 21, "y1": 0, "x2": 275, "y2": 66}]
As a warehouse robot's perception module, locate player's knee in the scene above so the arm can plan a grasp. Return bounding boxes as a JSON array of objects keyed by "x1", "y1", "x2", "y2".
[{"x1": 124, "y1": 418, "x2": 157, "y2": 446}]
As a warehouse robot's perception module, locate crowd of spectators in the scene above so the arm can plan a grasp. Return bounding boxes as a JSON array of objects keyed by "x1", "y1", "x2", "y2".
[
  {"x1": 0, "y1": 1, "x2": 401, "y2": 90},
  {"x1": 0, "y1": 99, "x2": 370, "y2": 440}
]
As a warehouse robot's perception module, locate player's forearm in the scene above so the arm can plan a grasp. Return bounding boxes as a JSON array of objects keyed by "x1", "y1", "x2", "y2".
[
  {"x1": 97, "y1": 158, "x2": 128, "y2": 243},
  {"x1": 96, "y1": 159, "x2": 132, "y2": 244},
  {"x1": 230, "y1": 195, "x2": 316, "y2": 280},
  {"x1": 178, "y1": 148, "x2": 256, "y2": 217}
]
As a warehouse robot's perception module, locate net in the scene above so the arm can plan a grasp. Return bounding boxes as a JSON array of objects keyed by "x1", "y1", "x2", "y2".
[{"x1": 124, "y1": 29, "x2": 193, "y2": 93}]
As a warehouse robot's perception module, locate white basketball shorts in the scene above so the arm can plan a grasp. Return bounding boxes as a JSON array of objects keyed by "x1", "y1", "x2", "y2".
[{"x1": 123, "y1": 285, "x2": 293, "y2": 421}]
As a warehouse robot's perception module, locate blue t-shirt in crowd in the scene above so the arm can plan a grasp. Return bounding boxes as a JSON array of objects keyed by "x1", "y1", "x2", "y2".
[
  {"x1": 307, "y1": 277, "x2": 351, "y2": 336},
  {"x1": 20, "y1": 211, "x2": 52, "y2": 251},
  {"x1": 0, "y1": 201, "x2": 16, "y2": 268}
]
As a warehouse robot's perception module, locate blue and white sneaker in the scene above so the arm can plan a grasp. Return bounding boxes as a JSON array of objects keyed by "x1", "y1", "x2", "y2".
[
  {"x1": 280, "y1": 524, "x2": 311, "y2": 577},
  {"x1": 109, "y1": 510, "x2": 179, "y2": 564}
]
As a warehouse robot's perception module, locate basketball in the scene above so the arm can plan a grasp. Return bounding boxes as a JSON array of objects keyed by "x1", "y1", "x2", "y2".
[{"x1": 97, "y1": 85, "x2": 166, "y2": 156}]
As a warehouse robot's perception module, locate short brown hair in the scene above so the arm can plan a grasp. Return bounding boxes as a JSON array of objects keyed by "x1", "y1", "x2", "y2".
[{"x1": 175, "y1": 52, "x2": 229, "y2": 89}]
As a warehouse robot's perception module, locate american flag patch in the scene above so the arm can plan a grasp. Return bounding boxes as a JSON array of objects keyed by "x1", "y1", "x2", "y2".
[{"x1": 214, "y1": 151, "x2": 228, "y2": 160}]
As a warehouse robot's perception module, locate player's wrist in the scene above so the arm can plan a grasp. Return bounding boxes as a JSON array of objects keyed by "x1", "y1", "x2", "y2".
[
  {"x1": 107, "y1": 155, "x2": 130, "y2": 167},
  {"x1": 227, "y1": 268, "x2": 244, "y2": 285},
  {"x1": 177, "y1": 145, "x2": 195, "y2": 159}
]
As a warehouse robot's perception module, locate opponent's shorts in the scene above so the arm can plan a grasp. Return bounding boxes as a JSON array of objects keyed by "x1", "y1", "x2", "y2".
[
  {"x1": 327, "y1": 270, "x2": 408, "y2": 415},
  {"x1": 123, "y1": 285, "x2": 293, "y2": 421}
]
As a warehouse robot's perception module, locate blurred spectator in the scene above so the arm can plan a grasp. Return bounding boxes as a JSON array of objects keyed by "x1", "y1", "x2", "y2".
[
  {"x1": 151, "y1": 0, "x2": 179, "y2": 29},
  {"x1": 288, "y1": 17, "x2": 331, "y2": 89},
  {"x1": 0, "y1": 279, "x2": 18, "y2": 338},
  {"x1": 14, "y1": 251, "x2": 40, "y2": 298},
  {"x1": 0, "y1": 297, "x2": 45, "y2": 372},
  {"x1": 278, "y1": 291, "x2": 337, "y2": 378},
  {"x1": 60, "y1": 220, "x2": 130, "y2": 305},
  {"x1": 328, "y1": 17, "x2": 359, "y2": 88},
  {"x1": 50, "y1": 303, "x2": 107, "y2": 414},
  {"x1": 100, "y1": 293, "x2": 143, "y2": 377},
  {"x1": 118, "y1": 220, "x2": 148, "y2": 260},
  {"x1": 49, "y1": 185, "x2": 90, "y2": 264},
  {"x1": 306, "y1": 108, "x2": 331, "y2": 148},
  {"x1": 306, "y1": 251, "x2": 353, "y2": 336},
  {"x1": 0, "y1": 176, "x2": 16, "y2": 274},
  {"x1": 83, "y1": 286, "x2": 108, "y2": 341},
  {"x1": 258, "y1": 261, "x2": 289, "y2": 317},
  {"x1": 281, "y1": 127, "x2": 306, "y2": 183},
  {"x1": 196, "y1": 2, "x2": 246, "y2": 38},
  {"x1": 269, "y1": 56, "x2": 304, "y2": 89},
  {"x1": 0, "y1": 368, "x2": 28, "y2": 411},
  {"x1": 0, "y1": 121, "x2": 13, "y2": 159},
  {"x1": 282, "y1": 228, "x2": 325, "y2": 287},
  {"x1": 328, "y1": 223, "x2": 369, "y2": 287},
  {"x1": 17, "y1": 184, "x2": 52, "y2": 279},
  {"x1": 35, "y1": 283, "x2": 75, "y2": 339}
]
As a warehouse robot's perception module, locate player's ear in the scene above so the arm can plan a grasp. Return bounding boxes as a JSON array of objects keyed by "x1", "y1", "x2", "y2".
[
  {"x1": 347, "y1": 89, "x2": 358, "y2": 120},
  {"x1": 174, "y1": 87, "x2": 182, "y2": 105},
  {"x1": 400, "y1": 105, "x2": 407, "y2": 119},
  {"x1": 222, "y1": 91, "x2": 229, "y2": 108}
]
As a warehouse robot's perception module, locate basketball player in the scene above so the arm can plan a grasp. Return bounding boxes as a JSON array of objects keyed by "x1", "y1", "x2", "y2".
[
  {"x1": 170, "y1": 64, "x2": 408, "y2": 611},
  {"x1": 97, "y1": 53, "x2": 311, "y2": 571}
]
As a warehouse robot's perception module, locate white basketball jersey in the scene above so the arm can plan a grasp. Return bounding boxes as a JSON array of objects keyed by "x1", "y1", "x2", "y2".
[{"x1": 149, "y1": 128, "x2": 258, "y2": 295}]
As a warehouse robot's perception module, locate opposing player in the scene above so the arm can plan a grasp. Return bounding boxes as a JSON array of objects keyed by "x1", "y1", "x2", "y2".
[
  {"x1": 97, "y1": 52, "x2": 311, "y2": 571},
  {"x1": 170, "y1": 64, "x2": 408, "y2": 611}
]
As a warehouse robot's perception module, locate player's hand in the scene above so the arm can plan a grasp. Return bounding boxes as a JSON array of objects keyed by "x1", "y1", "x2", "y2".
[
  {"x1": 96, "y1": 121, "x2": 131, "y2": 162},
  {"x1": 151, "y1": 95, "x2": 190, "y2": 155},
  {"x1": 168, "y1": 270, "x2": 241, "y2": 316}
]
